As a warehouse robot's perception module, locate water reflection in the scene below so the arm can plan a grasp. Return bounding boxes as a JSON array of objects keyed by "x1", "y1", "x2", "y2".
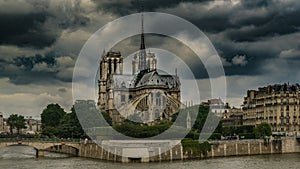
[{"x1": 0, "y1": 146, "x2": 299, "y2": 169}]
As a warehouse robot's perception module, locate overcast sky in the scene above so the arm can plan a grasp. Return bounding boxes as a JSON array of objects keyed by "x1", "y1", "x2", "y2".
[{"x1": 0, "y1": 0, "x2": 299, "y2": 117}]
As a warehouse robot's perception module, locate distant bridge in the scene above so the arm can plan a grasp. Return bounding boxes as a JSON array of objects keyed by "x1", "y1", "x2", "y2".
[{"x1": 0, "y1": 138, "x2": 81, "y2": 157}]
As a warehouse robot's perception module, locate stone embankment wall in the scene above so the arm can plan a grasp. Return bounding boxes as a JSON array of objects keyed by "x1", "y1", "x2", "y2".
[
  {"x1": 184, "y1": 138, "x2": 300, "y2": 159},
  {"x1": 47, "y1": 138, "x2": 300, "y2": 162},
  {"x1": 76, "y1": 142, "x2": 183, "y2": 162}
]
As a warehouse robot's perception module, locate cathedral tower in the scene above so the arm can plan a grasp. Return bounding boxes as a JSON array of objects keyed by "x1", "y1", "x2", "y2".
[{"x1": 98, "y1": 51, "x2": 123, "y2": 111}]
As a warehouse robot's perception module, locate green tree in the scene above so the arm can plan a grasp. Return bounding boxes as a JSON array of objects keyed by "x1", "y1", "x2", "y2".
[
  {"x1": 172, "y1": 105, "x2": 224, "y2": 140},
  {"x1": 57, "y1": 106, "x2": 84, "y2": 139},
  {"x1": 7, "y1": 114, "x2": 27, "y2": 135},
  {"x1": 41, "y1": 104, "x2": 66, "y2": 136},
  {"x1": 254, "y1": 122, "x2": 272, "y2": 138}
]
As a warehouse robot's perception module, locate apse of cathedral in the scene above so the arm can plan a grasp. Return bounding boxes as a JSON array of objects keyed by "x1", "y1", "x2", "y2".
[{"x1": 97, "y1": 14, "x2": 181, "y2": 125}]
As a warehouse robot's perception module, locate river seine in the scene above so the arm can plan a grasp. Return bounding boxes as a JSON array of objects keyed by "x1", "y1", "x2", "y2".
[{"x1": 0, "y1": 146, "x2": 299, "y2": 169}]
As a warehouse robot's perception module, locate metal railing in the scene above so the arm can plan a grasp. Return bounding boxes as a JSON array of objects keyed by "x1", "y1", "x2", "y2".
[{"x1": 0, "y1": 137, "x2": 81, "y2": 143}]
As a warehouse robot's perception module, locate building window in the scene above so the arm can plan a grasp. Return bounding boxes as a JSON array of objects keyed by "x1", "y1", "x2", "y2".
[
  {"x1": 281, "y1": 119, "x2": 284, "y2": 126},
  {"x1": 156, "y1": 93, "x2": 161, "y2": 106},
  {"x1": 114, "y1": 59, "x2": 117, "y2": 72},
  {"x1": 121, "y1": 95, "x2": 125, "y2": 102},
  {"x1": 108, "y1": 59, "x2": 112, "y2": 74}
]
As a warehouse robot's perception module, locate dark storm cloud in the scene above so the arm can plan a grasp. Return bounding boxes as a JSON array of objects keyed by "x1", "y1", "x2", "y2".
[
  {"x1": 213, "y1": 44, "x2": 259, "y2": 76},
  {"x1": 225, "y1": 10, "x2": 300, "y2": 42},
  {"x1": 0, "y1": 0, "x2": 90, "y2": 49},
  {"x1": 93, "y1": 0, "x2": 210, "y2": 15},
  {"x1": 0, "y1": 52, "x2": 75, "y2": 85},
  {"x1": 0, "y1": 12, "x2": 56, "y2": 49},
  {"x1": 90, "y1": 0, "x2": 300, "y2": 80},
  {"x1": 212, "y1": 40, "x2": 273, "y2": 76},
  {"x1": 161, "y1": 0, "x2": 300, "y2": 40},
  {"x1": 112, "y1": 34, "x2": 209, "y2": 78},
  {"x1": 0, "y1": 0, "x2": 299, "y2": 81},
  {"x1": 241, "y1": 0, "x2": 269, "y2": 8},
  {"x1": 13, "y1": 53, "x2": 56, "y2": 71}
]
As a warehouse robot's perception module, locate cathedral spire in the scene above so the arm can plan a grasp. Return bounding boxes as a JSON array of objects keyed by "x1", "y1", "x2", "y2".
[
  {"x1": 138, "y1": 5, "x2": 147, "y2": 71},
  {"x1": 140, "y1": 9, "x2": 145, "y2": 50}
]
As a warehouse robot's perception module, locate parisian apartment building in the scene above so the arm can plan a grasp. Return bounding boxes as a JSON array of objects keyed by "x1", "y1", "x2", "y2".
[{"x1": 243, "y1": 83, "x2": 300, "y2": 134}]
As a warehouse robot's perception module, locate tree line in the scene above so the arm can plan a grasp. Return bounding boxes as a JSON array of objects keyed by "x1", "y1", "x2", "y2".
[{"x1": 5, "y1": 101, "x2": 272, "y2": 140}]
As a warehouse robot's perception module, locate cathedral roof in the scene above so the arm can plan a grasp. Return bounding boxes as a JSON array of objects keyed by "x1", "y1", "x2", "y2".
[{"x1": 135, "y1": 70, "x2": 180, "y2": 89}]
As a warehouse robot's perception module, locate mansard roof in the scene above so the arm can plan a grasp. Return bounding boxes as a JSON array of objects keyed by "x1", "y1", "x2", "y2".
[{"x1": 254, "y1": 83, "x2": 300, "y2": 95}]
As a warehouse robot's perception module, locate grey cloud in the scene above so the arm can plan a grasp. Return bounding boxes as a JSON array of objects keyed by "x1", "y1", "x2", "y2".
[
  {"x1": 0, "y1": 12, "x2": 56, "y2": 49},
  {"x1": 225, "y1": 0, "x2": 300, "y2": 41},
  {"x1": 278, "y1": 48, "x2": 300, "y2": 59},
  {"x1": 240, "y1": 0, "x2": 270, "y2": 9},
  {"x1": 158, "y1": 0, "x2": 300, "y2": 41},
  {"x1": 112, "y1": 34, "x2": 209, "y2": 79},
  {"x1": 207, "y1": 30, "x2": 300, "y2": 77},
  {"x1": 231, "y1": 55, "x2": 248, "y2": 66},
  {"x1": 0, "y1": 0, "x2": 300, "y2": 115},
  {"x1": 0, "y1": 1, "x2": 299, "y2": 82},
  {"x1": 92, "y1": 0, "x2": 210, "y2": 15},
  {"x1": 13, "y1": 53, "x2": 56, "y2": 70},
  {"x1": 0, "y1": 53, "x2": 75, "y2": 84},
  {"x1": 0, "y1": 0, "x2": 90, "y2": 49}
]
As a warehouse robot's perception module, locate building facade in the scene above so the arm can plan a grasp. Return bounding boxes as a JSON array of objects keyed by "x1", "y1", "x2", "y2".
[
  {"x1": 221, "y1": 107, "x2": 243, "y2": 127},
  {"x1": 97, "y1": 15, "x2": 181, "y2": 125},
  {"x1": 24, "y1": 116, "x2": 41, "y2": 133},
  {"x1": 202, "y1": 99, "x2": 228, "y2": 117},
  {"x1": 243, "y1": 83, "x2": 300, "y2": 134}
]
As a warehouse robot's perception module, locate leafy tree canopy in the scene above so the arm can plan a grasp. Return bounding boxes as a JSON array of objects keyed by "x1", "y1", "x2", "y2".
[
  {"x1": 7, "y1": 114, "x2": 27, "y2": 134},
  {"x1": 254, "y1": 122, "x2": 272, "y2": 138},
  {"x1": 41, "y1": 103, "x2": 66, "y2": 128}
]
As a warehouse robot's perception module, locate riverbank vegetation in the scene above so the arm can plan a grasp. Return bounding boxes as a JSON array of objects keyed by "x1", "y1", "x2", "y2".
[
  {"x1": 41, "y1": 104, "x2": 84, "y2": 139},
  {"x1": 181, "y1": 139, "x2": 211, "y2": 155},
  {"x1": 39, "y1": 101, "x2": 272, "y2": 140}
]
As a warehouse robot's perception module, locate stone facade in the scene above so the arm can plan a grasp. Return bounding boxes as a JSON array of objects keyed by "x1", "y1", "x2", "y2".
[
  {"x1": 24, "y1": 117, "x2": 42, "y2": 133},
  {"x1": 97, "y1": 15, "x2": 181, "y2": 125},
  {"x1": 243, "y1": 83, "x2": 300, "y2": 134},
  {"x1": 221, "y1": 107, "x2": 244, "y2": 127},
  {"x1": 202, "y1": 99, "x2": 228, "y2": 117}
]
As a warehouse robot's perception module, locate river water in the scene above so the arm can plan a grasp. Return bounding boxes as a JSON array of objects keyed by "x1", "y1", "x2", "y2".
[{"x1": 0, "y1": 146, "x2": 299, "y2": 169}]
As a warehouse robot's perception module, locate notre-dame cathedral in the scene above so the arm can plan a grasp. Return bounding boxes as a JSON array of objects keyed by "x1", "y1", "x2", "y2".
[{"x1": 97, "y1": 14, "x2": 181, "y2": 125}]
